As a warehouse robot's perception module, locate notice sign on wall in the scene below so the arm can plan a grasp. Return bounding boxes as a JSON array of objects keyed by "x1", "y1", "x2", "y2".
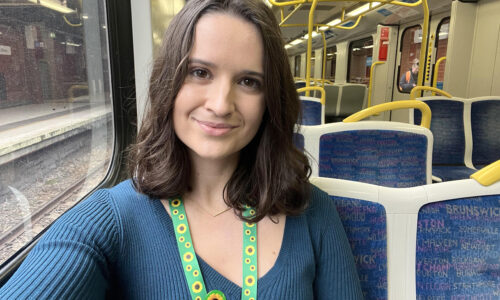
[{"x1": 0, "y1": 45, "x2": 11, "y2": 55}]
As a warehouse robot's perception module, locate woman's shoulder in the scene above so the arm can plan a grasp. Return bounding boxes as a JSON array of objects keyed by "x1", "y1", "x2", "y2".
[{"x1": 303, "y1": 183, "x2": 337, "y2": 220}]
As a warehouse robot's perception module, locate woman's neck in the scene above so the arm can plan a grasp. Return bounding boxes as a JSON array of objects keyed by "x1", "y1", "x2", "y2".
[{"x1": 185, "y1": 151, "x2": 239, "y2": 210}]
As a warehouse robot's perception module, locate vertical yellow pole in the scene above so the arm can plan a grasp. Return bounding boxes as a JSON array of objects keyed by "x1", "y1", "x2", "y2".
[
  {"x1": 417, "y1": 0, "x2": 429, "y2": 89},
  {"x1": 321, "y1": 31, "x2": 326, "y2": 88},
  {"x1": 305, "y1": 0, "x2": 318, "y2": 96}
]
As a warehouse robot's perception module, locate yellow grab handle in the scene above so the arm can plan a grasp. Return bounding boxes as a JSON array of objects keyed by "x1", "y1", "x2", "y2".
[
  {"x1": 432, "y1": 57, "x2": 446, "y2": 95},
  {"x1": 267, "y1": 0, "x2": 306, "y2": 7},
  {"x1": 470, "y1": 160, "x2": 500, "y2": 186},
  {"x1": 368, "y1": 61, "x2": 385, "y2": 108},
  {"x1": 410, "y1": 86, "x2": 452, "y2": 100},
  {"x1": 297, "y1": 86, "x2": 326, "y2": 105},
  {"x1": 343, "y1": 100, "x2": 432, "y2": 129}
]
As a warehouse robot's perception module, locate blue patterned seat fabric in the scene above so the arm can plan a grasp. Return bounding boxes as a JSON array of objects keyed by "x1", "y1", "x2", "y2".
[
  {"x1": 416, "y1": 195, "x2": 500, "y2": 299},
  {"x1": 331, "y1": 196, "x2": 387, "y2": 300},
  {"x1": 415, "y1": 100, "x2": 471, "y2": 181},
  {"x1": 319, "y1": 130, "x2": 428, "y2": 187},
  {"x1": 432, "y1": 165, "x2": 475, "y2": 182},
  {"x1": 299, "y1": 100, "x2": 322, "y2": 125},
  {"x1": 293, "y1": 132, "x2": 304, "y2": 151},
  {"x1": 470, "y1": 100, "x2": 500, "y2": 168}
]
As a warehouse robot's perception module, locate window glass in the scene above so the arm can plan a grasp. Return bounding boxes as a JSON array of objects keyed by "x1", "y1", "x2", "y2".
[
  {"x1": 398, "y1": 25, "x2": 422, "y2": 93},
  {"x1": 434, "y1": 18, "x2": 449, "y2": 90},
  {"x1": 0, "y1": 1, "x2": 113, "y2": 266},
  {"x1": 326, "y1": 46, "x2": 337, "y2": 81},
  {"x1": 347, "y1": 37, "x2": 373, "y2": 85}
]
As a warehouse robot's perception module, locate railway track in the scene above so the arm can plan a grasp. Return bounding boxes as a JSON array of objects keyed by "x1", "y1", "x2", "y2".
[{"x1": 0, "y1": 160, "x2": 109, "y2": 247}]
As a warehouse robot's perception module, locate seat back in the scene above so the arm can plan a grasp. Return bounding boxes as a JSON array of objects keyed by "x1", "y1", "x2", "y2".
[
  {"x1": 324, "y1": 84, "x2": 341, "y2": 116},
  {"x1": 299, "y1": 96, "x2": 324, "y2": 125},
  {"x1": 470, "y1": 97, "x2": 500, "y2": 167},
  {"x1": 338, "y1": 84, "x2": 367, "y2": 117},
  {"x1": 413, "y1": 97, "x2": 468, "y2": 166},
  {"x1": 297, "y1": 121, "x2": 432, "y2": 186},
  {"x1": 311, "y1": 178, "x2": 387, "y2": 300},
  {"x1": 312, "y1": 171, "x2": 500, "y2": 300}
]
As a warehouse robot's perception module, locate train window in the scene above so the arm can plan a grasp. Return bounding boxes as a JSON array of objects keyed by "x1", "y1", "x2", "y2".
[
  {"x1": 398, "y1": 25, "x2": 422, "y2": 93},
  {"x1": 347, "y1": 37, "x2": 373, "y2": 85},
  {"x1": 434, "y1": 18, "x2": 450, "y2": 90},
  {"x1": 326, "y1": 46, "x2": 337, "y2": 81},
  {"x1": 0, "y1": 2, "x2": 113, "y2": 266},
  {"x1": 294, "y1": 55, "x2": 301, "y2": 77}
]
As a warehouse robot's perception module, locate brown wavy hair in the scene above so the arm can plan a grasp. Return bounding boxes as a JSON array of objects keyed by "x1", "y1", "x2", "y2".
[{"x1": 129, "y1": 0, "x2": 311, "y2": 222}]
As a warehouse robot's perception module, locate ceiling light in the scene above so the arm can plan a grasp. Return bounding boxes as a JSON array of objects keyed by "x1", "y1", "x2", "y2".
[
  {"x1": 328, "y1": 19, "x2": 341, "y2": 26},
  {"x1": 285, "y1": 44, "x2": 292, "y2": 49},
  {"x1": 319, "y1": 26, "x2": 329, "y2": 31},
  {"x1": 347, "y1": 2, "x2": 382, "y2": 17},
  {"x1": 290, "y1": 39, "x2": 303, "y2": 46},
  {"x1": 362, "y1": 45, "x2": 374, "y2": 49},
  {"x1": 303, "y1": 31, "x2": 319, "y2": 39},
  {"x1": 28, "y1": 0, "x2": 75, "y2": 14}
]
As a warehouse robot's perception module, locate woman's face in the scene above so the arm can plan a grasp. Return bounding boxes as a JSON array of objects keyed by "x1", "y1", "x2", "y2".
[{"x1": 173, "y1": 13, "x2": 265, "y2": 163}]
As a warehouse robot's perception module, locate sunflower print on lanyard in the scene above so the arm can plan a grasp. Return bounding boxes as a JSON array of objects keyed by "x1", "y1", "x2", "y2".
[{"x1": 169, "y1": 198, "x2": 258, "y2": 300}]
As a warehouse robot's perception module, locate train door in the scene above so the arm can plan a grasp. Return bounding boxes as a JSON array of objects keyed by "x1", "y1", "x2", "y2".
[
  {"x1": 392, "y1": 12, "x2": 450, "y2": 123},
  {"x1": 392, "y1": 21, "x2": 423, "y2": 123}
]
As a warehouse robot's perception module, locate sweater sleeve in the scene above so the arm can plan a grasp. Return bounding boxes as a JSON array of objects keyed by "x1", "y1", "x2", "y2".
[
  {"x1": 309, "y1": 187, "x2": 364, "y2": 300},
  {"x1": 0, "y1": 189, "x2": 120, "y2": 300}
]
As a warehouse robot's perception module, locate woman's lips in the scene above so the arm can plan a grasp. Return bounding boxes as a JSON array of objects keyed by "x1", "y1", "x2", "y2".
[{"x1": 195, "y1": 119, "x2": 238, "y2": 136}]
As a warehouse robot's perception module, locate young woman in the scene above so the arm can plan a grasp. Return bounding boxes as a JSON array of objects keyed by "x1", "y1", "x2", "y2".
[{"x1": 0, "y1": 0, "x2": 362, "y2": 299}]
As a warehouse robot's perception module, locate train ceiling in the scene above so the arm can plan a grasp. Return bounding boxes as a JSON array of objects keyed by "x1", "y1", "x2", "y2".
[{"x1": 273, "y1": 0, "x2": 452, "y2": 56}]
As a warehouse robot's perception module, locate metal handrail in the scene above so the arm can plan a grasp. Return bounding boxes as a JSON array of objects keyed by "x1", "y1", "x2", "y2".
[
  {"x1": 343, "y1": 100, "x2": 432, "y2": 129},
  {"x1": 432, "y1": 56, "x2": 446, "y2": 95},
  {"x1": 410, "y1": 86, "x2": 452, "y2": 100},
  {"x1": 367, "y1": 61, "x2": 385, "y2": 108},
  {"x1": 297, "y1": 86, "x2": 326, "y2": 105},
  {"x1": 470, "y1": 160, "x2": 500, "y2": 186}
]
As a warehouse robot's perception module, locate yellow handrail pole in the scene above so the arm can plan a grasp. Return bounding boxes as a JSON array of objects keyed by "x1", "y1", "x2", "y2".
[
  {"x1": 267, "y1": 0, "x2": 306, "y2": 7},
  {"x1": 416, "y1": 0, "x2": 429, "y2": 90},
  {"x1": 321, "y1": 30, "x2": 327, "y2": 87},
  {"x1": 367, "y1": 61, "x2": 385, "y2": 108},
  {"x1": 305, "y1": 0, "x2": 319, "y2": 97},
  {"x1": 343, "y1": 100, "x2": 432, "y2": 129},
  {"x1": 432, "y1": 56, "x2": 446, "y2": 95},
  {"x1": 297, "y1": 86, "x2": 326, "y2": 105},
  {"x1": 410, "y1": 86, "x2": 452, "y2": 100},
  {"x1": 279, "y1": 3, "x2": 304, "y2": 26},
  {"x1": 470, "y1": 160, "x2": 500, "y2": 186}
]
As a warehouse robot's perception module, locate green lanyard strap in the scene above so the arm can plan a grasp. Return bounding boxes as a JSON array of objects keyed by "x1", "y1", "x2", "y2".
[{"x1": 169, "y1": 198, "x2": 258, "y2": 300}]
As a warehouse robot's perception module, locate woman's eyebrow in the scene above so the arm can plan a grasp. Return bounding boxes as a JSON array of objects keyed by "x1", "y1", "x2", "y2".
[{"x1": 189, "y1": 58, "x2": 215, "y2": 67}]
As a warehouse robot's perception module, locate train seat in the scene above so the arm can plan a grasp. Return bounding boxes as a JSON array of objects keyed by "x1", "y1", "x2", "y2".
[
  {"x1": 470, "y1": 97, "x2": 500, "y2": 168},
  {"x1": 296, "y1": 121, "x2": 433, "y2": 186},
  {"x1": 324, "y1": 84, "x2": 341, "y2": 122},
  {"x1": 310, "y1": 177, "x2": 388, "y2": 300},
  {"x1": 413, "y1": 97, "x2": 474, "y2": 181},
  {"x1": 311, "y1": 160, "x2": 500, "y2": 300},
  {"x1": 337, "y1": 84, "x2": 367, "y2": 118},
  {"x1": 298, "y1": 96, "x2": 324, "y2": 125}
]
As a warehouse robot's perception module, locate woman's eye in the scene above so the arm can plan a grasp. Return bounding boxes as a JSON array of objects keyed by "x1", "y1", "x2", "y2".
[
  {"x1": 240, "y1": 78, "x2": 262, "y2": 91},
  {"x1": 190, "y1": 68, "x2": 210, "y2": 79}
]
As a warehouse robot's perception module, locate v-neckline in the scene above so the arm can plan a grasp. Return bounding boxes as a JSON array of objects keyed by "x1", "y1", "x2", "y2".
[{"x1": 151, "y1": 198, "x2": 292, "y2": 297}]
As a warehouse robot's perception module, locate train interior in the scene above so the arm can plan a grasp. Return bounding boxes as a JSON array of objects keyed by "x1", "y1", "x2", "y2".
[{"x1": 0, "y1": 0, "x2": 499, "y2": 299}]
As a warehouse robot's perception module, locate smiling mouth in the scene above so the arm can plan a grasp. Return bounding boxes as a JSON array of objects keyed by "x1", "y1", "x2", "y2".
[{"x1": 194, "y1": 119, "x2": 238, "y2": 136}]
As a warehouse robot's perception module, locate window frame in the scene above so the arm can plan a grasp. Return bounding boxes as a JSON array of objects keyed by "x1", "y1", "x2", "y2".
[
  {"x1": 397, "y1": 24, "x2": 423, "y2": 94},
  {"x1": 0, "y1": 0, "x2": 136, "y2": 285},
  {"x1": 347, "y1": 36, "x2": 373, "y2": 84}
]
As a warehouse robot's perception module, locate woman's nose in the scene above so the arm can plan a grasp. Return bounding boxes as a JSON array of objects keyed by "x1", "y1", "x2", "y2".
[{"x1": 204, "y1": 78, "x2": 235, "y2": 117}]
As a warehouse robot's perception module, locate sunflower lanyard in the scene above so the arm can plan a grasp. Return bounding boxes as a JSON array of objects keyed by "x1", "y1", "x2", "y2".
[{"x1": 169, "y1": 198, "x2": 258, "y2": 300}]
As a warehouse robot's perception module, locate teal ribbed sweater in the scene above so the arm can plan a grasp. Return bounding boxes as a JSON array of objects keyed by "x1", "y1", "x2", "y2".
[{"x1": 0, "y1": 180, "x2": 363, "y2": 299}]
